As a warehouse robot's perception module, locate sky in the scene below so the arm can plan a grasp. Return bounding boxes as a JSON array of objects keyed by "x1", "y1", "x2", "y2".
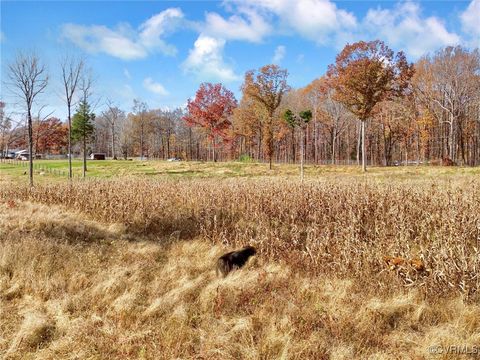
[{"x1": 0, "y1": 0, "x2": 479, "y2": 120}]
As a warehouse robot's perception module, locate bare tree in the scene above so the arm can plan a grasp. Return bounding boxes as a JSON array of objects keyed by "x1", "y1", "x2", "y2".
[
  {"x1": 103, "y1": 100, "x2": 125, "y2": 159},
  {"x1": 61, "y1": 55, "x2": 84, "y2": 179},
  {"x1": 152, "y1": 108, "x2": 181, "y2": 159},
  {"x1": 78, "y1": 73, "x2": 94, "y2": 177},
  {"x1": 119, "y1": 115, "x2": 135, "y2": 160},
  {"x1": 303, "y1": 80, "x2": 323, "y2": 163},
  {"x1": 8, "y1": 52, "x2": 48, "y2": 186},
  {"x1": 415, "y1": 47, "x2": 480, "y2": 163},
  {"x1": 320, "y1": 88, "x2": 350, "y2": 164},
  {"x1": 132, "y1": 99, "x2": 149, "y2": 160}
]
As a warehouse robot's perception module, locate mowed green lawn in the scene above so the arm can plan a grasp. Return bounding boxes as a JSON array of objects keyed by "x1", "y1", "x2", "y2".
[
  {"x1": 1, "y1": 158, "x2": 480, "y2": 184},
  {"x1": 0, "y1": 159, "x2": 158, "y2": 181}
]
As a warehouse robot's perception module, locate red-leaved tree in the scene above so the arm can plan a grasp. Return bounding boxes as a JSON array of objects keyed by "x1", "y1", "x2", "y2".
[{"x1": 184, "y1": 83, "x2": 237, "y2": 162}]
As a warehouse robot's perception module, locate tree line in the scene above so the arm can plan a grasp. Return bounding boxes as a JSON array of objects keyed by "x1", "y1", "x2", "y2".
[
  {"x1": 191, "y1": 42, "x2": 479, "y2": 170},
  {"x1": 1, "y1": 40, "x2": 480, "y2": 184}
]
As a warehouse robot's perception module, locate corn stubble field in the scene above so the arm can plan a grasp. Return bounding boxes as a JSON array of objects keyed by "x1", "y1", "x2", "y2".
[{"x1": 1, "y1": 165, "x2": 480, "y2": 359}]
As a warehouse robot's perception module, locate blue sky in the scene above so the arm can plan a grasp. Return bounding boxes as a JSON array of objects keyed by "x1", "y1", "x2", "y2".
[{"x1": 1, "y1": 0, "x2": 479, "y2": 120}]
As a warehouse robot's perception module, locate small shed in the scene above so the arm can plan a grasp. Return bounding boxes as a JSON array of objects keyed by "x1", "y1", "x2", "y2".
[{"x1": 90, "y1": 153, "x2": 106, "y2": 160}]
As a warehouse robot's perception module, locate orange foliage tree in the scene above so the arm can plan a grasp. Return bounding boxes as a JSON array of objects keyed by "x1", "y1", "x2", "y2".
[
  {"x1": 242, "y1": 64, "x2": 289, "y2": 169},
  {"x1": 327, "y1": 40, "x2": 414, "y2": 171}
]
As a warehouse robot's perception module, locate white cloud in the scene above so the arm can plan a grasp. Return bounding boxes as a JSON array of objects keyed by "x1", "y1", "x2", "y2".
[
  {"x1": 224, "y1": 0, "x2": 465, "y2": 58},
  {"x1": 61, "y1": 24, "x2": 146, "y2": 60},
  {"x1": 272, "y1": 45, "x2": 286, "y2": 64},
  {"x1": 461, "y1": 0, "x2": 480, "y2": 46},
  {"x1": 228, "y1": 0, "x2": 357, "y2": 44},
  {"x1": 202, "y1": 8, "x2": 271, "y2": 42},
  {"x1": 143, "y1": 77, "x2": 169, "y2": 96},
  {"x1": 61, "y1": 8, "x2": 183, "y2": 60},
  {"x1": 0, "y1": 31, "x2": 5, "y2": 43},
  {"x1": 139, "y1": 8, "x2": 183, "y2": 55},
  {"x1": 182, "y1": 34, "x2": 240, "y2": 82},
  {"x1": 281, "y1": 0, "x2": 356, "y2": 43},
  {"x1": 123, "y1": 68, "x2": 131, "y2": 80},
  {"x1": 363, "y1": 2, "x2": 460, "y2": 58}
]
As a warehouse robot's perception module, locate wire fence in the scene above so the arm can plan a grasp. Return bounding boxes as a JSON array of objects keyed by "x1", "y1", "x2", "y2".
[{"x1": 0, "y1": 159, "x2": 81, "y2": 178}]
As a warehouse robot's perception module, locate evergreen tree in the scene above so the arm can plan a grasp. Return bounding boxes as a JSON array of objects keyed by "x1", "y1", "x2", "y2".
[{"x1": 72, "y1": 100, "x2": 95, "y2": 177}]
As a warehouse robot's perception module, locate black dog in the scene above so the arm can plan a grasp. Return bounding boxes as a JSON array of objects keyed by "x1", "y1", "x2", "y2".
[{"x1": 216, "y1": 246, "x2": 257, "y2": 277}]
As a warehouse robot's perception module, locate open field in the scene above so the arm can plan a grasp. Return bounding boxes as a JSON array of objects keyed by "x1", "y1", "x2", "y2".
[
  {"x1": 2, "y1": 159, "x2": 480, "y2": 183},
  {"x1": 1, "y1": 163, "x2": 480, "y2": 359}
]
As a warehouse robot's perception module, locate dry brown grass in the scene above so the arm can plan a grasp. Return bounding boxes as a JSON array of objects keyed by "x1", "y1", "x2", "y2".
[
  {"x1": 1, "y1": 175, "x2": 480, "y2": 359},
  {"x1": 2, "y1": 177, "x2": 479, "y2": 297}
]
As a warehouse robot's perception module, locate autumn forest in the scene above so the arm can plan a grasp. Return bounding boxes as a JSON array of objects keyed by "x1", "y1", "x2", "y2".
[{"x1": 2, "y1": 41, "x2": 480, "y2": 171}]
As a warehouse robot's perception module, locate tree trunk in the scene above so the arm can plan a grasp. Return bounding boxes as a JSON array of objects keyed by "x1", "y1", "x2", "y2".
[
  {"x1": 68, "y1": 106, "x2": 72, "y2": 179},
  {"x1": 212, "y1": 137, "x2": 216, "y2": 162},
  {"x1": 449, "y1": 115, "x2": 454, "y2": 161},
  {"x1": 291, "y1": 127, "x2": 295, "y2": 163},
  {"x1": 161, "y1": 135, "x2": 165, "y2": 160},
  {"x1": 300, "y1": 127, "x2": 305, "y2": 181},
  {"x1": 473, "y1": 119, "x2": 480, "y2": 166},
  {"x1": 267, "y1": 113, "x2": 274, "y2": 170},
  {"x1": 459, "y1": 120, "x2": 466, "y2": 165},
  {"x1": 257, "y1": 127, "x2": 262, "y2": 161},
  {"x1": 332, "y1": 133, "x2": 336, "y2": 165},
  {"x1": 346, "y1": 124, "x2": 351, "y2": 165},
  {"x1": 83, "y1": 132, "x2": 87, "y2": 177},
  {"x1": 188, "y1": 127, "x2": 192, "y2": 161},
  {"x1": 140, "y1": 123, "x2": 144, "y2": 160},
  {"x1": 27, "y1": 110, "x2": 33, "y2": 187},
  {"x1": 111, "y1": 124, "x2": 116, "y2": 160},
  {"x1": 405, "y1": 140, "x2": 408, "y2": 166},
  {"x1": 382, "y1": 124, "x2": 387, "y2": 166},
  {"x1": 167, "y1": 131, "x2": 171, "y2": 159},
  {"x1": 357, "y1": 123, "x2": 361, "y2": 166},
  {"x1": 416, "y1": 132, "x2": 420, "y2": 164},
  {"x1": 361, "y1": 120, "x2": 366, "y2": 172}
]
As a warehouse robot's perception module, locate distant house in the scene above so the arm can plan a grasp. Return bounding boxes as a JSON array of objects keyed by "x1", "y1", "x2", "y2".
[
  {"x1": 14, "y1": 149, "x2": 43, "y2": 160},
  {"x1": 15, "y1": 150, "x2": 30, "y2": 160},
  {"x1": 1, "y1": 149, "x2": 18, "y2": 159},
  {"x1": 90, "y1": 153, "x2": 106, "y2": 160}
]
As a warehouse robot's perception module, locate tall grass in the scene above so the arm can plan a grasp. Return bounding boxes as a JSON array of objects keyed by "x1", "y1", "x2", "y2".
[
  {"x1": 2, "y1": 177, "x2": 479, "y2": 298},
  {"x1": 2, "y1": 174, "x2": 480, "y2": 359},
  {"x1": 2, "y1": 202, "x2": 480, "y2": 359}
]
